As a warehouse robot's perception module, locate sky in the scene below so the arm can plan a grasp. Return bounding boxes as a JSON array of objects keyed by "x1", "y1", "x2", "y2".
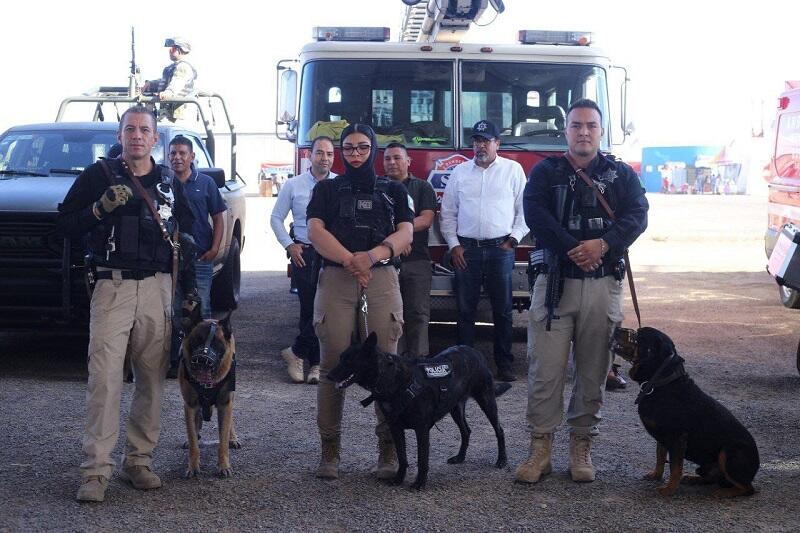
[{"x1": 1, "y1": 0, "x2": 796, "y2": 152}]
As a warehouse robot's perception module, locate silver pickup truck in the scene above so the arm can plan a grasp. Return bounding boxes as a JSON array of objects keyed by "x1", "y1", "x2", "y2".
[{"x1": 0, "y1": 93, "x2": 246, "y2": 329}]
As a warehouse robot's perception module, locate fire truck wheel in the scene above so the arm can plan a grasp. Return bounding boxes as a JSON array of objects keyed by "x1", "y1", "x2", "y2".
[
  {"x1": 778, "y1": 285, "x2": 800, "y2": 309},
  {"x1": 796, "y1": 338, "x2": 800, "y2": 375}
]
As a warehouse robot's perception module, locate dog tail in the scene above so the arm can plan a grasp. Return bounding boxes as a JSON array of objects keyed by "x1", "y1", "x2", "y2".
[{"x1": 495, "y1": 382, "x2": 512, "y2": 397}]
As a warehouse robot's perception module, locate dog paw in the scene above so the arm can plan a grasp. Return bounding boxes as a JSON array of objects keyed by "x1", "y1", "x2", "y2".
[
  {"x1": 447, "y1": 454, "x2": 465, "y2": 464},
  {"x1": 410, "y1": 479, "x2": 426, "y2": 491},
  {"x1": 229, "y1": 440, "x2": 241, "y2": 450},
  {"x1": 495, "y1": 457, "x2": 508, "y2": 469},
  {"x1": 388, "y1": 476, "x2": 404, "y2": 486},
  {"x1": 643, "y1": 471, "x2": 663, "y2": 481},
  {"x1": 657, "y1": 485, "x2": 677, "y2": 497},
  {"x1": 218, "y1": 466, "x2": 234, "y2": 478},
  {"x1": 184, "y1": 468, "x2": 200, "y2": 479}
]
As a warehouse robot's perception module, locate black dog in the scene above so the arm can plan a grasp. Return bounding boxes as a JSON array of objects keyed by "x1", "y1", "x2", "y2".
[
  {"x1": 328, "y1": 332, "x2": 510, "y2": 490},
  {"x1": 612, "y1": 326, "x2": 759, "y2": 497}
]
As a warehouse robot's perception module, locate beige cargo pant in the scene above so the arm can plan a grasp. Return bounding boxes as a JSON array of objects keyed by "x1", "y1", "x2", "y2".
[
  {"x1": 314, "y1": 266, "x2": 404, "y2": 441},
  {"x1": 80, "y1": 271, "x2": 172, "y2": 479},
  {"x1": 526, "y1": 275, "x2": 623, "y2": 435}
]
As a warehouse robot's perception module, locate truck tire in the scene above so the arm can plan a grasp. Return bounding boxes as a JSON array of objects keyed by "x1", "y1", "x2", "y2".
[
  {"x1": 796, "y1": 338, "x2": 800, "y2": 375},
  {"x1": 778, "y1": 284, "x2": 800, "y2": 309},
  {"x1": 211, "y1": 237, "x2": 241, "y2": 311}
]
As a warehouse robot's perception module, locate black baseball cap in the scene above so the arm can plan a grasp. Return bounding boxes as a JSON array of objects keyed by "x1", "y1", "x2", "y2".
[{"x1": 471, "y1": 120, "x2": 499, "y2": 141}]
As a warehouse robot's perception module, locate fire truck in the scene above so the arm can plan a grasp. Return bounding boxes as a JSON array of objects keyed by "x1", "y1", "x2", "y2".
[
  {"x1": 275, "y1": 0, "x2": 629, "y2": 319},
  {"x1": 766, "y1": 84, "x2": 800, "y2": 309}
]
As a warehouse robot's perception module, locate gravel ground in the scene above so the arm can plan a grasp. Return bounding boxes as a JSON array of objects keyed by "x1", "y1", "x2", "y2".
[{"x1": 1, "y1": 194, "x2": 799, "y2": 532}]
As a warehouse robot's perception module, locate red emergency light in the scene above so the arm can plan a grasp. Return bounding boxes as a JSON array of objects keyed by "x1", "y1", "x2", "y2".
[{"x1": 779, "y1": 96, "x2": 790, "y2": 110}]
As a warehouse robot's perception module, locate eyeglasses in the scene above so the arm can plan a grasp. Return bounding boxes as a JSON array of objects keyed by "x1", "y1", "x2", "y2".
[{"x1": 342, "y1": 144, "x2": 372, "y2": 155}]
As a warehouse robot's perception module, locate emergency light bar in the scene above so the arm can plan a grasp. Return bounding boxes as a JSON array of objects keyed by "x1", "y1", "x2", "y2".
[
  {"x1": 518, "y1": 30, "x2": 592, "y2": 46},
  {"x1": 313, "y1": 27, "x2": 390, "y2": 42}
]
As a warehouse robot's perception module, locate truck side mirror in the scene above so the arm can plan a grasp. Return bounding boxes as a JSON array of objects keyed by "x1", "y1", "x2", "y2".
[{"x1": 277, "y1": 66, "x2": 298, "y2": 142}]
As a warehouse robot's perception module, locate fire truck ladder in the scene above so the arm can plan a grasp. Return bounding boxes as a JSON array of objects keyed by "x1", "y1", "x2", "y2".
[{"x1": 400, "y1": 0, "x2": 505, "y2": 43}]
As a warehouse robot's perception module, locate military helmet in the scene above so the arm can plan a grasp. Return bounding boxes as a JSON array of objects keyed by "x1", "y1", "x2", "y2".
[{"x1": 164, "y1": 37, "x2": 191, "y2": 54}]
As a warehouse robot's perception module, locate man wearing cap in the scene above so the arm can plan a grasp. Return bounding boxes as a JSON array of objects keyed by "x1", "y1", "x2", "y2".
[
  {"x1": 439, "y1": 120, "x2": 528, "y2": 382},
  {"x1": 143, "y1": 37, "x2": 197, "y2": 122}
]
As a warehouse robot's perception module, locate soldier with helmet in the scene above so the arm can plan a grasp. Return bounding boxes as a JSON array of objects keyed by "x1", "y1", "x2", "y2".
[
  {"x1": 143, "y1": 37, "x2": 197, "y2": 122},
  {"x1": 306, "y1": 123, "x2": 413, "y2": 481},
  {"x1": 58, "y1": 105, "x2": 196, "y2": 502}
]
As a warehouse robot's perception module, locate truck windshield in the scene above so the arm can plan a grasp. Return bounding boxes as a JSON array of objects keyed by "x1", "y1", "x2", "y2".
[
  {"x1": 0, "y1": 130, "x2": 118, "y2": 175},
  {"x1": 298, "y1": 59, "x2": 454, "y2": 148},
  {"x1": 461, "y1": 61, "x2": 610, "y2": 151}
]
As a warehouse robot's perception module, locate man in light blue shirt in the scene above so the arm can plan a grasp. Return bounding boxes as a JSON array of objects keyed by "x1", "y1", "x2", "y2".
[{"x1": 270, "y1": 136, "x2": 336, "y2": 384}]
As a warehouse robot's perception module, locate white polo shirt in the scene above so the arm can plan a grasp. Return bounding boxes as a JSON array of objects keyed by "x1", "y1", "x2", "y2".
[{"x1": 439, "y1": 155, "x2": 529, "y2": 249}]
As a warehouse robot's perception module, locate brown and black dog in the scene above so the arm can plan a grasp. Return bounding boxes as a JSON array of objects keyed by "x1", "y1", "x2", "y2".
[
  {"x1": 612, "y1": 326, "x2": 759, "y2": 497},
  {"x1": 178, "y1": 308, "x2": 241, "y2": 478}
]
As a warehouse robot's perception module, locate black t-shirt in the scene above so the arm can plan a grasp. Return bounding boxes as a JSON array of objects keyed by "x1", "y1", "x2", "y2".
[
  {"x1": 401, "y1": 175, "x2": 438, "y2": 262},
  {"x1": 306, "y1": 175, "x2": 414, "y2": 251}
]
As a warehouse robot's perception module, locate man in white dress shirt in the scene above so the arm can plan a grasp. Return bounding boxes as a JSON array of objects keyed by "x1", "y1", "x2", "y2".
[
  {"x1": 439, "y1": 120, "x2": 528, "y2": 381},
  {"x1": 271, "y1": 136, "x2": 336, "y2": 384}
]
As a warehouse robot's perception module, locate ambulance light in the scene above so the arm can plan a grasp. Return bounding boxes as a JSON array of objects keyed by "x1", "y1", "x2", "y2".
[
  {"x1": 313, "y1": 27, "x2": 390, "y2": 42},
  {"x1": 779, "y1": 96, "x2": 790, "y2": 110},
  {"x1": 518, "y1": 30, "x2": 592, "y2": 46}
]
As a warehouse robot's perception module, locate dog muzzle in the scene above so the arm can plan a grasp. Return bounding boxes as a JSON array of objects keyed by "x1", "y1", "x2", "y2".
[
  {"x1": 190, "y1": 323, "x2": 223, "y2": 387},
  {"x1": 611, "y1": 327, "x2": 638, "y2": 363}
]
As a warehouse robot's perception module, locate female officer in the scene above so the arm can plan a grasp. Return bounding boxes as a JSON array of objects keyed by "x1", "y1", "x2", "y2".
[{"x1": 307, "y1": 124, "x2": 413, "y2": 480}]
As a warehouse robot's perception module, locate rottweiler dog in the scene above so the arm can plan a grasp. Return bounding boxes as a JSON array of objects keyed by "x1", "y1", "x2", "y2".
[
  {"x1": 178, "y1": 307, "x2": 241, "y2": 478},
  {"x1": 611, "y1": 326, "x2": 759, "y2": 497},
  {"x1": 328, "y1": 332, "x2": 511, "y2": 490}
]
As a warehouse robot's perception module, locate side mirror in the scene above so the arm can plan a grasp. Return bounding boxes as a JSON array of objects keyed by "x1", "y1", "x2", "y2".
[{"x1": 277, "y1": 67, "x2": 298, "y2": 141}]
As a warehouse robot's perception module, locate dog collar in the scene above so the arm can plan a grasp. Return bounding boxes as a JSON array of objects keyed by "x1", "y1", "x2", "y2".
[{"x1": 635, "y1": 351, "x2": 687, "y2": 404}]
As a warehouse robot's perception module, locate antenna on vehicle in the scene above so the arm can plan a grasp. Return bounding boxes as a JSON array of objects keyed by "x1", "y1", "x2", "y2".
[{"x1": 129, "y1": 27, "x2": 141, "y2": 98}]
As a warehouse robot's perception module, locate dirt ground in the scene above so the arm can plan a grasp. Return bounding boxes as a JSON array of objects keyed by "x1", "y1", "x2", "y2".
[{"x1": 1, "y1": 193, "x2": 799, "y2": 532}]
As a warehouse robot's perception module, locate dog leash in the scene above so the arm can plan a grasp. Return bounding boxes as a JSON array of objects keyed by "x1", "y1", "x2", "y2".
[
  {"x1": 359, "y1": 289, "x2": 369, "y2": 340},
  {"x1": 564, "y1": 152, "x2": 642, "y2": 328}
]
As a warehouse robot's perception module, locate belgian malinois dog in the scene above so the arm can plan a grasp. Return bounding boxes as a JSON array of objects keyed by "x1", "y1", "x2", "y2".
[{"x1": 178, "y1": 307, "x2": 241, "y2": 478}]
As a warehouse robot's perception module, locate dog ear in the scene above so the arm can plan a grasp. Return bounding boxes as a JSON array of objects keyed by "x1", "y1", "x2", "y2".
[
  {"x1": 181, "y1": 298, "x2": 204, "y2": 335},
  {"x1": 219, "y1": 310, "x2": 233, "y2": 340},
  {"x1": 364, "y1": 331, "x2": 378, "y2": 353}
]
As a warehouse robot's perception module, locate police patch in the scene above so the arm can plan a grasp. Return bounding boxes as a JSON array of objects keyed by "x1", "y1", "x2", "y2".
[
  {"x1": 357, "y1": 199, "x2": 373, "y2": 210},
  {"x1": 423, "y1": 364, "x2": 451, "y2": 379}
]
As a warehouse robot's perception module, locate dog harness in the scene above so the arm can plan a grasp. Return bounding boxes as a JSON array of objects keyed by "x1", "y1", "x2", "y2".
[
  {"x1": 183, "y1": 357, "x2": 236, "y2": 421},
  {"x1": 635, "y1": 351, "x2": 687, "y2": 405},
  {"x1": 404, "y1": 363, "x2": 453, "y2": 405}
]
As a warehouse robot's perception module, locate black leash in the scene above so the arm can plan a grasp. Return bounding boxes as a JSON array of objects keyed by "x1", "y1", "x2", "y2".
[{"x1": 635, "y1": 351, "x2": 687, "y2": 404}]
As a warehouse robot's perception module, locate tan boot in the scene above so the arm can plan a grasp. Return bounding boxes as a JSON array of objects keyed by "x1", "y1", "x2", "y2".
[
  {"x1": 569, "y1": 434, "x2": 595, "y2": 482},
  {"x1": 514, "y1": 433, "x2": 553, "y2": 483},
  {"x1": 121, "y1": 465, "x2": 162, "y2": 490},
  {"x1": 316, "y1": 436, "x2": 340, "y2": 479},
  {"x1": 76, "y1": 475, "x2": 108, "y2": 502},
  {"x1": 375, "y1": 436, "x2": 398, "y2": 480}
]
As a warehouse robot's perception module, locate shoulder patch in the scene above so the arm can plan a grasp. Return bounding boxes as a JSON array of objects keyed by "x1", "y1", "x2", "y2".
[{"x1": 422, "y1": 363, "x2": 451, "y2": 379}]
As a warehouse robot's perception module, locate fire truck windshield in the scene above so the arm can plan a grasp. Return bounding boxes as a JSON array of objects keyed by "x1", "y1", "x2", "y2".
[{"x1": 297, "y1": 59, "x2": 609, "y2": 152}]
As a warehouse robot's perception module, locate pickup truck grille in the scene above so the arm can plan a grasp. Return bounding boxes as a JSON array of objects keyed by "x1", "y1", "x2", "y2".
[{"x1": 0, "y1": 220, "x2": 61, "y2": 260}]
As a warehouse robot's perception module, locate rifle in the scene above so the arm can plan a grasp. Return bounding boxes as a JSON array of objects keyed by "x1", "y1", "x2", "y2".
[
  {"x1": 128, "y1": 27, "x2": 141, "y2": 97},
  {"x1": 544, "y1": 184, "x2": 568, "y2": 331}
]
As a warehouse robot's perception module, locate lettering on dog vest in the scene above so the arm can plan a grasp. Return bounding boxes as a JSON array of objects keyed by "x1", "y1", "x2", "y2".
[{"x1": 423, "y1": 364, "x2": 451, "y2": 379}]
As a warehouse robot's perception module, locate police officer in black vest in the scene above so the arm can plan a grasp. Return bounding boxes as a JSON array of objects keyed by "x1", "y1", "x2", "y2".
[
  {"x1": 58, "y1": 106, "x2": 195, "y2": 502},
  {"x1": 306, "y1": 123, "x2": 414, "y2": 481},
  {"x1": 516, "y1": 99, "x2": 648, "y2": 485}
]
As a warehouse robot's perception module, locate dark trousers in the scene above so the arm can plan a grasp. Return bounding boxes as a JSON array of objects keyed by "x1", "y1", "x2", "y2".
[
  {"x1": 454, "y1": 244, "x2": 514, "y2": 369},
  {"x1": 292, "y1": 246, "x2": 321, "y2": 366}
]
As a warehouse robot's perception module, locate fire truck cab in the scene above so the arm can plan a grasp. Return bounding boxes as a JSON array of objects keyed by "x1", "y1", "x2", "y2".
[
  {"x1": 766, "y1": 85, "x2": 800, "y2": 308},
  {"x1": 276, "y1": 1, "x2": 628, "y2": 318}
]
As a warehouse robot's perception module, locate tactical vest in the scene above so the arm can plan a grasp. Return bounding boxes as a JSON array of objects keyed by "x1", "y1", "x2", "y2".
[
  {"x1": 87, "y1": 159, "x2": 177, "y2": 272},
  {"x1": 329, "y1": 176, "x2": 396, "y2": 252},
  {"x1": 159, "y1": 60, "x2": 197, "y2": 96},
  {"x1": 553, "y1": 156, "x2": 619, "y2": 242}
]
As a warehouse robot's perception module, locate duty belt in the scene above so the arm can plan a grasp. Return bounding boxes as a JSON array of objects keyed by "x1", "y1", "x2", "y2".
[
  {"x1": 95, "y1": 269, "x2": 158, "y2": 281},
  {"x1": 458, "y1": 235, "x2": 509, "y2": 248},
  {"x1": 563, "y1": 261, "x2": 620, "y2": 280}
]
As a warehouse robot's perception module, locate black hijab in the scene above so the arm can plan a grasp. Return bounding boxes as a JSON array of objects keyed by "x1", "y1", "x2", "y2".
[{"x1": 340, "y1": 123, "x2": 377, "y2": 188}]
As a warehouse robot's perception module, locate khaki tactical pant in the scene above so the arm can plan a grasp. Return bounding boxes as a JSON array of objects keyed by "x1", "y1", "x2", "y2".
[
  {"x1": 314, "y1": 266, "x2": 404, "y2": 441},
  {"x1": 526, "y1": 275, "x2": 623, "y2": 435},
  {"x1": 80, "y1": 271, "x2": 172, "y2": 478},
  {"x1": 397, "y1": 258, "x2": 432, "y2": 357}
]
